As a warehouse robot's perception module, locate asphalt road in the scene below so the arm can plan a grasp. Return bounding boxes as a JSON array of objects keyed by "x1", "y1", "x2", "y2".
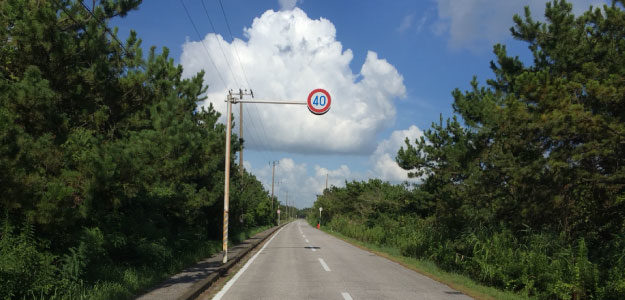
[{"x1": 211, "y1": 219, "x2": 472, "y2": 300}]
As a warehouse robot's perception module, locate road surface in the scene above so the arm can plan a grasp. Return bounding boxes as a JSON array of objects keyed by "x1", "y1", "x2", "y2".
[{"x1": 211, "y1": 219, "x2": 472, "y2": 300}]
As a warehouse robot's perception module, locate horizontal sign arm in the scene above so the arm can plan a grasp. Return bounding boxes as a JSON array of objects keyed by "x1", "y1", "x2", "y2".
[{"x1": 228, "y1": 99, "x2": 307, "y2": 105}]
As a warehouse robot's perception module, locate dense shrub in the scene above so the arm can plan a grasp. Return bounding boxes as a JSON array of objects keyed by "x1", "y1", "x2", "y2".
[{"x1": 0, "y1": 221, "x2": 57, "y2": 298}]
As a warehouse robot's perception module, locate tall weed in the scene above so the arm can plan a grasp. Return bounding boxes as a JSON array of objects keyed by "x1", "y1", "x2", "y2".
[
  {"x1": 0, "y1": 221, "x2": 57, "y2": 298},
  {"x1": 323, "y1": 214, "x2": 606, "y2": 299}
]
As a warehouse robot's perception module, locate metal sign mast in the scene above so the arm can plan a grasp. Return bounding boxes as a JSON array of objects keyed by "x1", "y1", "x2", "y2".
[{"x1": 221, "y1": 88, "x2": 331, "y2": 263}]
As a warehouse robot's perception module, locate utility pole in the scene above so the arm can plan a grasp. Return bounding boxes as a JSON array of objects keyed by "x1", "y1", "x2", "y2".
[
  {"x1": 239, "y1": 102, "x2": 243, "y2": 175},
  {"x1": 222, "y1": 89, "x2": 253, "y2": 264},
  {"x1": 286, "y1": 190, "x2": 289, "y2": 220},
  {"x1": 325, "y1": 173, "x2": 328, "y2": 190},
  {"x1": 220, "y1": 88, "x2": 330, "y2": 262},
  {"x1": 270, "y1": 161, "x2": 277, "y2": 218}
]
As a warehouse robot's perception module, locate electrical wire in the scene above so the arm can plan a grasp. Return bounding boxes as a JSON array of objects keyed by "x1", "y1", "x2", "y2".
[
  {"x1": 200, "y1": 0, "x2": 242, "y2": 88},
  {"x1": 52, "y1": 0, "x2": 129, "y2": 56},
  {"x1": 216, "y1": 0, "x2": 251, "y2": 88},
  {"x1": 77, "y1": 1, "x2": 129, "y2": 55},
  {"x1": 181, "y1": 0, "x2": 276, "y2": 174},
  {"x1": 181, "y1": 0, "x2": 275, "y2": 166},
  {"x1": 183, "y1": 0, "x2": 280, "y2": 170},
  {"x1": 180, "y1": 0, "x2": 228, "y2": 89},
  {"x1": 197, "y1": 0, "x2": 275, "y2": 160},
  {"x1": 215, "y1": 0, "x2": 275, "y2": 153}
]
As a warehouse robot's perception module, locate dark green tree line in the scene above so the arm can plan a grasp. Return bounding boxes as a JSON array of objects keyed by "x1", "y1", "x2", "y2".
[{"x1": 0, "y1": 0, "x2": 273, "y2": 298}]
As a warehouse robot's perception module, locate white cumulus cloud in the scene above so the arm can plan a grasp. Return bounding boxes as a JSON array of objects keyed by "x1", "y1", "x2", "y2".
[
  {"x1": 249, "y1": 158, "x2": 355, "y2": 208},
  {"x1": 369, "y1": 125, "x2": 423, "y2": 182},
  {"x1": 180, "y1": 8, "x2": 406, "y2": 155},
  {"x1": 247, "y1": 124, "x2": 424, "y2": 208},
  {"x1": 433, "y1": 0, "x2": 607, "y2": 50}
]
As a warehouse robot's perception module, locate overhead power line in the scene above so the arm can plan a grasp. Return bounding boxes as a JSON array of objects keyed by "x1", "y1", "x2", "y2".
[
  {"x1": 199, "y1": 2, "x2": 275, "y2": 165},
  {"x1": 77, "y1": 1, "x2": 129, "y2": 55},
  {"x1": 197, "y1": 0, "x2": 274, "y2": 158},
  {"x1": 215, "y1": 0, "x2": 274, "y2": 152},
  {"x1": 52, "y1": 0, "x2": 129, "y2": 56},
  {"x1": 181, "y1": 1, "x2": 274, "y2": 163},
  {"x1": 182, "y1": 0, "x2": 277, "y2": 157},
  {"x1": 180, "y1": 0, "x2": 228, "y2": 89},
  {"x1": 217, "y1": 0, "x2": 251, "y2": 88},
  {"x1": 200, "y1": 0, "x2": 242, "y2": 87}
]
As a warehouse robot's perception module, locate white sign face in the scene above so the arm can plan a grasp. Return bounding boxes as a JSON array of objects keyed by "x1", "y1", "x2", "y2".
[
  {"x1": 319, "y1": 207, "x2": 323, "y2": 212},
  {"x1": 307, "y1": 89, "x2": 331, "y2": 115},
  {"x1": 277, "y1": 209, "x2": 281, "y2": 214}
]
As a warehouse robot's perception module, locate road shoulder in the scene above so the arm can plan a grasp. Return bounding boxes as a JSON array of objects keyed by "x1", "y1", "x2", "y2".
[
  {"x1": 136, "y1": 224, "x2": 285, "y2": 300},
  {"x1": 315, "y1": 224, "x2": 531, "y2": 300}
]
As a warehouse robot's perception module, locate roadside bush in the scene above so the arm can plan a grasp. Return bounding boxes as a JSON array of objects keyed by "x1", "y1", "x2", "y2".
[
  {"x1": 596, "y1": 233, "x2": 625, "y2": 299},
  {"x1": 398, "y1": 217, "x2": 441, "y2": 259},
  {"x1": 458, "y1": 229, "x2": 599, "y2": 299},
  {"x1": 0, "y1": 221, "x2": 57, "y2": 299}
]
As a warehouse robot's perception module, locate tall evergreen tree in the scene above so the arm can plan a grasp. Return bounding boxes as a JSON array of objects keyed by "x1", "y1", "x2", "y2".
[
  {"x1": 398, "y1": 0, "x2": 625, "y2": 241},
  {"x1": 394, "y1": 1, "x2": 625, "y2": 297},
  {"x1": 0, "y1": 1, "x2": 273, "y2": 297}
]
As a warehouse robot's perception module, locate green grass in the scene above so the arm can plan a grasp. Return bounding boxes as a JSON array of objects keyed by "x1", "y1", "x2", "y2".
[
  {"x1": 319, "y1": 226, "x2": 534, "y2": 300},
  {"x1": 277, "y1": 217, "x2": 295, "y2": 226}
]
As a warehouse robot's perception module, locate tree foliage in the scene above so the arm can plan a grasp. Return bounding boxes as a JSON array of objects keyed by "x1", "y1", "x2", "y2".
[
  {"x1": 398, "y1": 0, "x2": 625, "y2": 253},
  {"x1": 0, "y1": 0, "x2": 273, "y2": 297},
  {"x1": 314, "y1": 1, "x2": 625, "y2": 299}
]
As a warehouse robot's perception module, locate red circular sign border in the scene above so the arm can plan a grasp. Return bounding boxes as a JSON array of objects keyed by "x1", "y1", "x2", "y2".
[{"x1": 307, "y1": 88, "x2": 331, "y2": 115}]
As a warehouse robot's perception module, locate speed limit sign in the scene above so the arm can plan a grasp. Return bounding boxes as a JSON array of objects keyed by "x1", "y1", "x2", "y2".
[{"x1": 307, "y1": 89, "x2": 331, "y2": 115}]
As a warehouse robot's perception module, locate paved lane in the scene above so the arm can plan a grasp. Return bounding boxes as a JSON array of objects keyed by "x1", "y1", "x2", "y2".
[{"x1": 213, "y1": 220, "x2": 472, "y2": 300}]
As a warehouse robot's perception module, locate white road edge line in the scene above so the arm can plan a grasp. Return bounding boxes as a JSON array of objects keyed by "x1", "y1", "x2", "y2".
[
  {"x1": 318, "y1": 258, "x2": 331, "y2": 271},
  {"x1": 212, "y1": 226, "x2": 286, "y2": 300},
  {"x1": 341, "y1": 292, "x2": 354, "y2": 300}
]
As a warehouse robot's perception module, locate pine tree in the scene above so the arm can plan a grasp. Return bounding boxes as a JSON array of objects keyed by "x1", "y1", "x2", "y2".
[
  {"x1": 397, "y1": 2, "x2": 625, "y2": 296},
  {"x1": 1, "y1": 1, "x2": 272, "y2": 297},
  {"x1": 398, "y1": 0, "x2": 625, "y2": 240}
]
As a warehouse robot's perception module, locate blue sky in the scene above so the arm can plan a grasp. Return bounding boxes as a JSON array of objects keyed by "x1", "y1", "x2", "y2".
[{"x1": 110, "y1": 0, "x2": 605, "y2": 208}]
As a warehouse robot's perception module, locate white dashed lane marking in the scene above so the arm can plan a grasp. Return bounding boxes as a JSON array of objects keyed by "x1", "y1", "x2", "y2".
[{"x1": 318, "y1": 258, "x2": 331, "y2": 272}]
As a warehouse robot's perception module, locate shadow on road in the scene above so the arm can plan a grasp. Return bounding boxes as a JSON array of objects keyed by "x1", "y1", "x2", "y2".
[{"x1": 265, "y1": 246, "x2": 322, "y2": 250}]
